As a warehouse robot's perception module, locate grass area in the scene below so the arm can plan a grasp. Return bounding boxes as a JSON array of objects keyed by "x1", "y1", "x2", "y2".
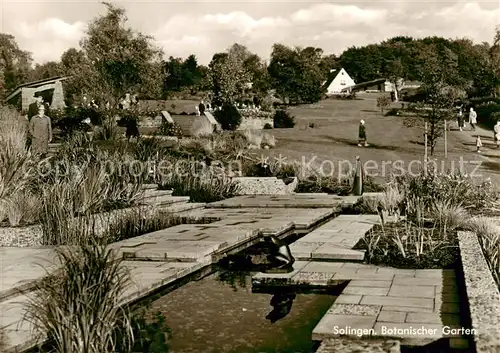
[{"x1": 261, "y1": 93, "x2": 498, "y2": 185}]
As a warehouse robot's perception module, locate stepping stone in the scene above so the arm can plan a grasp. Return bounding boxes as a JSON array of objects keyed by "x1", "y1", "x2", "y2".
[{"x1": 311, "y1": 245, "x2": 365, "y2": 261}]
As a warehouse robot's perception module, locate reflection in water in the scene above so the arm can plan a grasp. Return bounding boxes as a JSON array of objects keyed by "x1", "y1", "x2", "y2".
[
  {"x1": 148, "y1": 269, "x2": 337, "y2": 353},
  {"x1": 266, "y1": 291, "x2": 296, "y2": 323}
]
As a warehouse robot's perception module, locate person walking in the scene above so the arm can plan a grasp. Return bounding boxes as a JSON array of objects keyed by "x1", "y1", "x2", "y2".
[
  {"x1": 358, "y1": 120, "x2": 368, "y2": 147},
  {"x1": 457, "y1": 106, "x2": 464, "y2": 131},
  {"x1": 198, "y1": 100, "x2": 206, "y2": 116},
  {"x1": 476, "y1": 135, "x2": 482, "y2": 153},
  {"x1": 469, "y1": 107, "x2": 477, "y2": 131},
  {"x1": 28, "y1": 104, "x2": 52, "y2": 157},
  {"x1": 494, "y1": 121, "x2": 500, "y2": 148}
]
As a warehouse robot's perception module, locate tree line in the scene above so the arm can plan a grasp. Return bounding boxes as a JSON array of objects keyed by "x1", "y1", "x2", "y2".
[{"x1": 1, "y1": 2, "x2": 500, "y2": 107}]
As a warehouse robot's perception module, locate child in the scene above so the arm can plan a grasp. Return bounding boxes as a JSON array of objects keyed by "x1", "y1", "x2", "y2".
[
  {"x1": 358, "y1": 120, "x2": 368, "y2": 147},
  {"x1": 476, "y1": 136, "x2": 482, "y2": 153}
]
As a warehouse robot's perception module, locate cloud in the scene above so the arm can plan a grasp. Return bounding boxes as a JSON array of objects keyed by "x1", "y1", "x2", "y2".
[
  {"x1": 14, "y1": 18, "x2": 85, "y2": 63},
  {"x1": 4, "y1": 1, "x2": 500, "y2": 65}
]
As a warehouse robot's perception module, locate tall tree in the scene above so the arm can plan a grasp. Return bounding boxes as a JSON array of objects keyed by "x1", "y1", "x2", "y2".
[
  {"x1": 268, "y1": 44, "x2": 324, "y2": 104},
  {"x1": 163, "y1": 56, "x2": 185, "y2": 92},
  {"x1": 30, "y1": 61, "x2": 65, "y2": 81},
  {"x1": 0, "y1": 33, "x2": 32, "y2": 99},
  {"x1": 78, "y1": 2, "x2": 163, "y2": 106},
  {"x1": 208, "y1": 45, "x2": 250, "y2": 105},
  {"x1": 412, "y1": 45, "x2": 466, "y2": 156}
]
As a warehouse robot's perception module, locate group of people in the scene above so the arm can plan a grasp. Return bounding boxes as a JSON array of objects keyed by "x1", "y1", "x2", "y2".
[
  {"x1": 457, "y1": 105, "x2": 500, "y2": 153},
  {"x1": 456, "y1": 106, "x2": 477, "y2": 132}
]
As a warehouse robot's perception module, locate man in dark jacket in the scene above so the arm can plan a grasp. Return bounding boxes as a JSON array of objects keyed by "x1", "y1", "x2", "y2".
[
  {"x1": 27, "y1": 94, "x2": 42, "y2": 121},
  {"x1": 28, "y1": 93, "x2": 50, "y2": 121},
  {"x1": 198, "y1": 100, "x2": 206, "y2": 115}
]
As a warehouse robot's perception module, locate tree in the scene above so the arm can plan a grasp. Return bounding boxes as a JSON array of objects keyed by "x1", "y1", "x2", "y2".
[
  {"x1": 163, "y1": 56, "x2": 185, "y2": 92},
  {"x1": 208, "y1": 44, "x2": 250, "y2": 105},
  {"x1": 489, "y1": 26, "x2": 500, "y2": 96},
  {"x1": 30, "y1": 61, "x2": 65, "y2": 81},
  {"x1": 384, "y1": 59, "x2": 404, "y2": 101},
  {"x1": 78, "y1": 2, "x2": 163, "y2": 106},
  {"x1": 242, "y1": 53, "x2": 271, "y2": 98},
  {"x1": 59, "y1": 48, "x2": 90, "y2": 105},
  {"x1": 376, "y1": 96, "x2": 390, "y2": 114},
  {"x1": 412, "y1": 45, "x2": 465, "y2": 156},
  {"x1": 268, "y1": 44, "x2": 324, "y2": 104},
  {"x1": 0, "y1": 33, "x2": 32, "y2": 99}
]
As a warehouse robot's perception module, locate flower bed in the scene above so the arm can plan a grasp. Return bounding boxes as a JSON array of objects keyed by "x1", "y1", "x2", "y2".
[{"x1": 355, "y1": 221, "x2": 460, "y2": 269}]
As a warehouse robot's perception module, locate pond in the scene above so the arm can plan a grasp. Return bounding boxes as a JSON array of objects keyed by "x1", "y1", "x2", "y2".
[{"x1": 146, "y1": 267, "x2": 339, "y2": 353}]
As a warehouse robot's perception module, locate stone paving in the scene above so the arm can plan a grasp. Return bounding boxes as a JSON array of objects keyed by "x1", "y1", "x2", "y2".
[
  {"x1": 252, "y1": 262, "x2": 469, "y2": 349},
  {"x1": 206, "y1": 194, "x2": 360, "y2": 209},
  {"x1": 1, "y1": 194, "x2": 354, "y2": 352},
  {"x1": 109, "y1": 207, "x2": 335, "y2": 262},
  {"x1": 290, "y1": 214, "x2": 379, "y2": 261},
  {"x1": 0, "y1": 259, "x2": 211, "y2": 352}
]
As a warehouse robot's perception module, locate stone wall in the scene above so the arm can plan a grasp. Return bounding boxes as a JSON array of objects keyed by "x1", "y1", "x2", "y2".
[{"x1": 238, "y1": 117, "x2": 273, "y2": 130}]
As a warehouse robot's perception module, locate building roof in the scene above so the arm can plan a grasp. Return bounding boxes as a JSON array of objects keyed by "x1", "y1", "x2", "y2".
[
  {"x1": 5, "y1": 76, "x2": 71, "y2": 102},
  {"x1": 341, "y1": 78, "x2": 386, "y2": 92}
]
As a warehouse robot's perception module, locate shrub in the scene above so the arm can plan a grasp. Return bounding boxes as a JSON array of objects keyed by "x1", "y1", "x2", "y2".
[
  {"x1": 392, "y1": 168, "x2": 496, "y2": 213},
  {"x1": 273, "y1": 109, "x2": 295, "y2": 128},
  {"x1": 135, "y1": 137, "x2": 170, "y2": 162},
  {"x1": 214, "y1": 103, "x2": 242, "y2": 130},
  {"x1": 242, "y1": 129, "x2": 263, "y2": 148},
  {"x1": 157, "y1": 161, "x2": 240, "y2": 202},
  {"x1": 376, "y1": 96, "x2": 390, "y2": 114},
  {"x1": 0, "y1": 106, "x2": 33, "y2": 198},
  {"x1": 157, "y1": 121, "x2": 183, "y2": 138},
  {"x1": 491, "y1": 111, "x2": 500, "y2": 125},
  {"x1": 474, "y1": 102, "x2": 500, "y2": 128},
  {"x1": 263, "y1": 123, "x2": 273, "y2": 129},
  {"x1": 4, "y1": 188, "x2": 42, "y2": 226},
  {"x1": 50, "y1": 106, "x2": 96, "y2": 136},
  {"x1": 94, "y1": 115, "x2": 122, "y2": 141},
  {"x1": 23, "y1": 240, "x2": 135, "y2": 353},
  {"x1": 385, "y1": 108, "x2": 401, "y2": 116},
  {"x1": 104, "y1": 207, "x2": 217, "y2": 243}
]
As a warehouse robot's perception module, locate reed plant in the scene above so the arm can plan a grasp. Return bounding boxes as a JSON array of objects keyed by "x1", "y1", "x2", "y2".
[{"x1": 22, "y1": 238, "x2": 134, "y2": 353}]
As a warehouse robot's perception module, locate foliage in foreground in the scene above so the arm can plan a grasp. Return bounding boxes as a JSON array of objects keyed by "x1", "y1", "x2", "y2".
[
  {"x1": 104, "y1": 207, "x2": 217, "y2": 243},
  {"x1": 23, "y1": 240, "x2": 135, "y2": 353},
  {"x1": 23, "y1": 236, "x2": 172, "y2": 353},
  {"x1": 357, "y1": 167, "x2": 498, "y2": 271},
  {"x1": 156, "y1": 162, "x2": 240, "y2": 203}
]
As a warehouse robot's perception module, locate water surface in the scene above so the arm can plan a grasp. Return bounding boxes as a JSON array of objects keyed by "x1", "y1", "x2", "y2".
[{"x1": 148, "y1": 270, "x2": 337, "y2": 353}]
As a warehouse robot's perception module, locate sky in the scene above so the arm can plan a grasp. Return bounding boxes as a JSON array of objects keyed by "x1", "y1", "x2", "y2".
[{"x1": 1, "y1": 0, "x2": 500, "y2": 65}]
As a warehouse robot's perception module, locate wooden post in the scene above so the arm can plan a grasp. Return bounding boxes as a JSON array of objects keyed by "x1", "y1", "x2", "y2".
[
  {"x1": 444, "y1": 120, "x2": 448, "y2": 159},
  {"x1": 424, "y1": 122, "x2": 428, "y2": 176}
]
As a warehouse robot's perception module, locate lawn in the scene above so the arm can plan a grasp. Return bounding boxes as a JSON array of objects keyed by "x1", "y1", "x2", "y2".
[{"x1": 262, "y1": 93, "x2": 499, "y2": 184}]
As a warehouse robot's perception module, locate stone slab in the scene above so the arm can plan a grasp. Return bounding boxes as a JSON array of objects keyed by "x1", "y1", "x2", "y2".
[
  {"x1": 377, "y1": 310, "x2": 407, "y2": 323},
  {"x1": 388, "y1": 285, "x2": 436, "y2": 298},
  {"x1": 335, "y1": 295, "x2": 362, "y2": 304},
  {"x1": 360, "y1": 296, "x2": 434, "y2": 310},
  {"x1": 311, "y1": 245, "x2": 365, "y2": 261},
  {"x1": 206, "y1": 194, "x2": 360, "y2": 209}
]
